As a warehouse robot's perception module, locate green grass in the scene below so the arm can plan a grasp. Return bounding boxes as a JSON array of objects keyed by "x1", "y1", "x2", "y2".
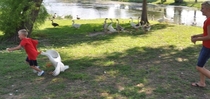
[{"x1": 0, "y1": 19, "x2": 210, "y2": 99}]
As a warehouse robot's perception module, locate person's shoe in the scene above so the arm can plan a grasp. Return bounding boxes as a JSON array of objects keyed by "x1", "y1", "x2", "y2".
[
  {"x1": 33, "y1": 66, "x2": 39, "y2": 73},
  {"x1": 37, "y1": 71, "x2": 44, "y2": 76}
]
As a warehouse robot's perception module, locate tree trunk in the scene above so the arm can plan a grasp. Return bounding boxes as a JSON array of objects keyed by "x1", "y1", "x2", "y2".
[
  {"x1": 140, "y1": 0, "x2": 149, "y2": 25},
  {"x1": 174, "y1": 0, "x2": 183, "y2": 3},
  {"x1": 195, "y1": 0, "x2": 197, "y2": 3},
  {"x1": 23, "y1": 0, "x2": 43, "y2": 37},
  {"x1": 11, "y1": 0, "x2": 43, "y2": 41}
]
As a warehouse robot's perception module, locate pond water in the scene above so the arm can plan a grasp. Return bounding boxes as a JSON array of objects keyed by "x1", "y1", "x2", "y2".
[{"x1": 43, "y1": 0, "x2": 206, "y2": 27}]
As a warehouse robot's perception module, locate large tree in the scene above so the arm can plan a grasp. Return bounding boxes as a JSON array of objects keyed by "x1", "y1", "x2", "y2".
[
  {"x1": 140, "y1": 0, "x2": 149, "y2": 25},
  {"x1": 0, "y1": 0, "x2": 48, "y2": 42},
  {"x1": 174, "y1": 0, "x2": 183, "y2": 3},
  {"x1": 195, "y1": 0, "x2": 197, "y2": 3}
]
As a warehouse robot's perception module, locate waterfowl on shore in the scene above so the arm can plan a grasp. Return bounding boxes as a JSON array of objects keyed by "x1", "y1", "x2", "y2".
[
  {"x1": 103, "y1": 18, "x2": 108, "y2": 33},
  {"x1": 191, "y1": 21, "x2": 197, "y2": 26},
  {"x1": 142, "y1": 23, "x2": 151, "y2": 32},
  {"x1": 107, "y1": 18, "x2": 116, "y2": 32},
  {"x1": 72, "y1": 20, "x2": 81, "y2": 29},
  {"x1": 77, "y1": 15, "x2": 80, "y2": 20},
  {"x1": 157, "y1": 16, "x2": 172, "y2": 23},
  {"x1": 135, "y1": 17, "x2": 141, "y2": 27},
  {"x1": 51, "y1": 20, "x2": 59, "y2": 27},
  {"x1": 52, "y1": 13, "x2": 57, "y2": 19},
  {"x1": 129, "y1": 17, "x2": 141, "y2": 29},
  {"x1": 116, "y1": 19, "x2": 124, "y2": 32}
]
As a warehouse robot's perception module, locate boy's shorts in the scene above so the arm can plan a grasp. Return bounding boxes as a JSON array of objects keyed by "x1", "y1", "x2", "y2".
[
  {"x1": 197, "y1": 46, "x2": 210, "y2": 67},
  {"x1": 26, "y1": 57, "x2": 38, "y2": 66}
]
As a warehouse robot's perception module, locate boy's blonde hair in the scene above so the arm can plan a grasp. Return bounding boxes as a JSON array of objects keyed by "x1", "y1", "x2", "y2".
[{"x1": 18, "y1": 29, "x2": 28, "y2": 37}]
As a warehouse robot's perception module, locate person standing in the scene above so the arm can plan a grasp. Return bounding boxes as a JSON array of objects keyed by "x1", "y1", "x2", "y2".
[{"x1": 191, "y1": 1, "x2": 210, "y2": 87}]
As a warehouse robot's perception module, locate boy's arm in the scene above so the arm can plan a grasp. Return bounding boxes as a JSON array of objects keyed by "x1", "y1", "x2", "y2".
[{"x1": 8, "y1": 45, "x2": 22, "y2": 51}]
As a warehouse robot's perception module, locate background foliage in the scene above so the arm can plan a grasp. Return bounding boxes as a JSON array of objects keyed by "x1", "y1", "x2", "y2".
[{"x1": 0, "y1": 0, "x2": 48, "y2": 40}]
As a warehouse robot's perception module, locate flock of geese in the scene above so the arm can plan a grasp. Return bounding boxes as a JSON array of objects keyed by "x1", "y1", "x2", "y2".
[
  {"x1": 50, "y1": 13, "x2": 197, "y2": 31},
  {"x1": 50, "y1": 13, "x2": 151, "y2": 33},
  {"x1": 50, "y1": 13, "x2": 81, "y2": 28},
  {"x1": 103, "y1": 17, "x2": 151, "y2": 33}
]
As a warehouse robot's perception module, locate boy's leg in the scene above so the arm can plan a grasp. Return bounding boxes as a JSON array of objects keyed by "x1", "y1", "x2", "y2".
[
  {"x1": 28, "y1": 60, "x2": 41, "y2": 72},
  {"x1": 26, "y1": 57, "x2": 40, "y2": 73},
  {"x1": 25, "y1": 57, "x2": 29, "y2": 64},
  {"x1": 30, "y1": 66, "x2": 42, "y2": 72},
  {"x1": 28, "y1": 60, "x2": 44, "y2": 76}
]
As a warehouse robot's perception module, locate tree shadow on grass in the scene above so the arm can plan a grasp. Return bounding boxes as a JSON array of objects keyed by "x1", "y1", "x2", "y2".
[
  {"x1": 151, "y1": 23, "x2": 174, "y2": 30},
  {"x1": 2, "y1": 43, "x2": 210, "y2": 98},
  {"x1": 37, "y1": 44, "x2": 207, "y2": 99}
]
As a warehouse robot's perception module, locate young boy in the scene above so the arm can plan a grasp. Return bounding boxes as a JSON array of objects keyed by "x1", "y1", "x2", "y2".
[
  {"x1": 191, "y1": 1, "x2": 210, "y2": 87},
  {"x1": 7, "y1": 29, "x2": 44, "y2": 76}
]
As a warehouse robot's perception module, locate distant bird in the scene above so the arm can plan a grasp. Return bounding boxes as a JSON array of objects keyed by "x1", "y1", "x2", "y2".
[
  {"x1": 103, "y1": 18, "x2": 108, "y2": 33},
  {"x1": 107, "y1": 18, "x2": 116, "y2": 33},
  {"x1": 157, "y1": 16, "x2": 172, "y2": 23},
  {"x1": 191, "y1": 21, "x2": 197, "y2": 26},
  {"x1": 72, "y1": 20, "x2": 81, "y2": 29},
  {"x1": 142, "y1": 23, "x2": 151, "y2": 32},
  {"x1": 51, "y1": 20, "x2": 59, "y2": 27},
  {"x1": 52, "y1": 13, "x2": 57, "y2": 19},
  {"x1": 76, "y1": 15, "x2": 80, "y2": 20},
  {"x1": 116, "y1": 19, "x2": 124, "y2": 32},
  {"x1": 129, "y1": 17, "x2": 141, "y2": 29}
]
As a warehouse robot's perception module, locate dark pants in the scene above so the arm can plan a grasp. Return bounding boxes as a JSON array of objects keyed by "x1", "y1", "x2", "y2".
[{"x1": 26, "y1": 57, "x2": 38, "y2": 66}]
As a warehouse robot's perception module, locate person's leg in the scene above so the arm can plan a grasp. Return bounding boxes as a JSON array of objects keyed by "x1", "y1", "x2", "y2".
[
  {"x1": 25, "y1": 57, "x2": 29, "y2": 64},
  {"x1": 199, "y1": 72, "x2": 206, "y2": 86},
  {"x1": 192, "y1": 70, "x2": 206, "y2": 87},
  {"x1": 28, "y1": 60, "x2": 42, "y2": 72},
  {"x1": 28, "y1": 60, "x2": 44, "y2": 76},
  {"x1": 197, "y1": 66, "x2": 210, "y2": 79},
  {"x1": 192, "y1": 46, "x2": 210, "y2": 87},
  {"x1": 30, "y1": 66, "x2": 42, "y2": 72}
]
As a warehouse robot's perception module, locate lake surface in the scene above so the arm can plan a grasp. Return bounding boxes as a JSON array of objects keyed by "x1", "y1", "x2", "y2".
[{"x1": 43, "y1": 0, "x2": 206, "y2": 27}]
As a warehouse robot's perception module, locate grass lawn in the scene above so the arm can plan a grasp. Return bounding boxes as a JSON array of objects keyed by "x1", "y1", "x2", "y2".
[{"x1": 0, "y1": 19, "x2": 210, "y2": 99}]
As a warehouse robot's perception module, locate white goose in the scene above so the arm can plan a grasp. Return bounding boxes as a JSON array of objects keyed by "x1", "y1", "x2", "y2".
[
  {"x1": 130, "y1": 17, "x2": 141, "y2": 29},
  {"x1": 107, "y1": 18, "x2": 116, "y2": 32},
  {"x1": 72, "y1": 20, "x2": 81, "y2": 29}
]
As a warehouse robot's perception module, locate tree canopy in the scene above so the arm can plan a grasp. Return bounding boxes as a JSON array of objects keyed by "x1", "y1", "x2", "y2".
[{"x1": 0, "y1": 0, "x2": 48, "y2": 41}]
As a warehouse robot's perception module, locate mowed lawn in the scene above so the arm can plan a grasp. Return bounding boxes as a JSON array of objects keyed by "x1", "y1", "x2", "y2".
[{"x1": 0, "y1": 19, "x2": 209, "y2": 99}]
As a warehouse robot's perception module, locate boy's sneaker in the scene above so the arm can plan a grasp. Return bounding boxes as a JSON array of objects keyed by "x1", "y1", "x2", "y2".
[
  {"x1": 33, "y1": 66, "x2": 39, "y2": 73},
  {"x1": 37, "y1": 71, "x2": 44, "y2": 76}
]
